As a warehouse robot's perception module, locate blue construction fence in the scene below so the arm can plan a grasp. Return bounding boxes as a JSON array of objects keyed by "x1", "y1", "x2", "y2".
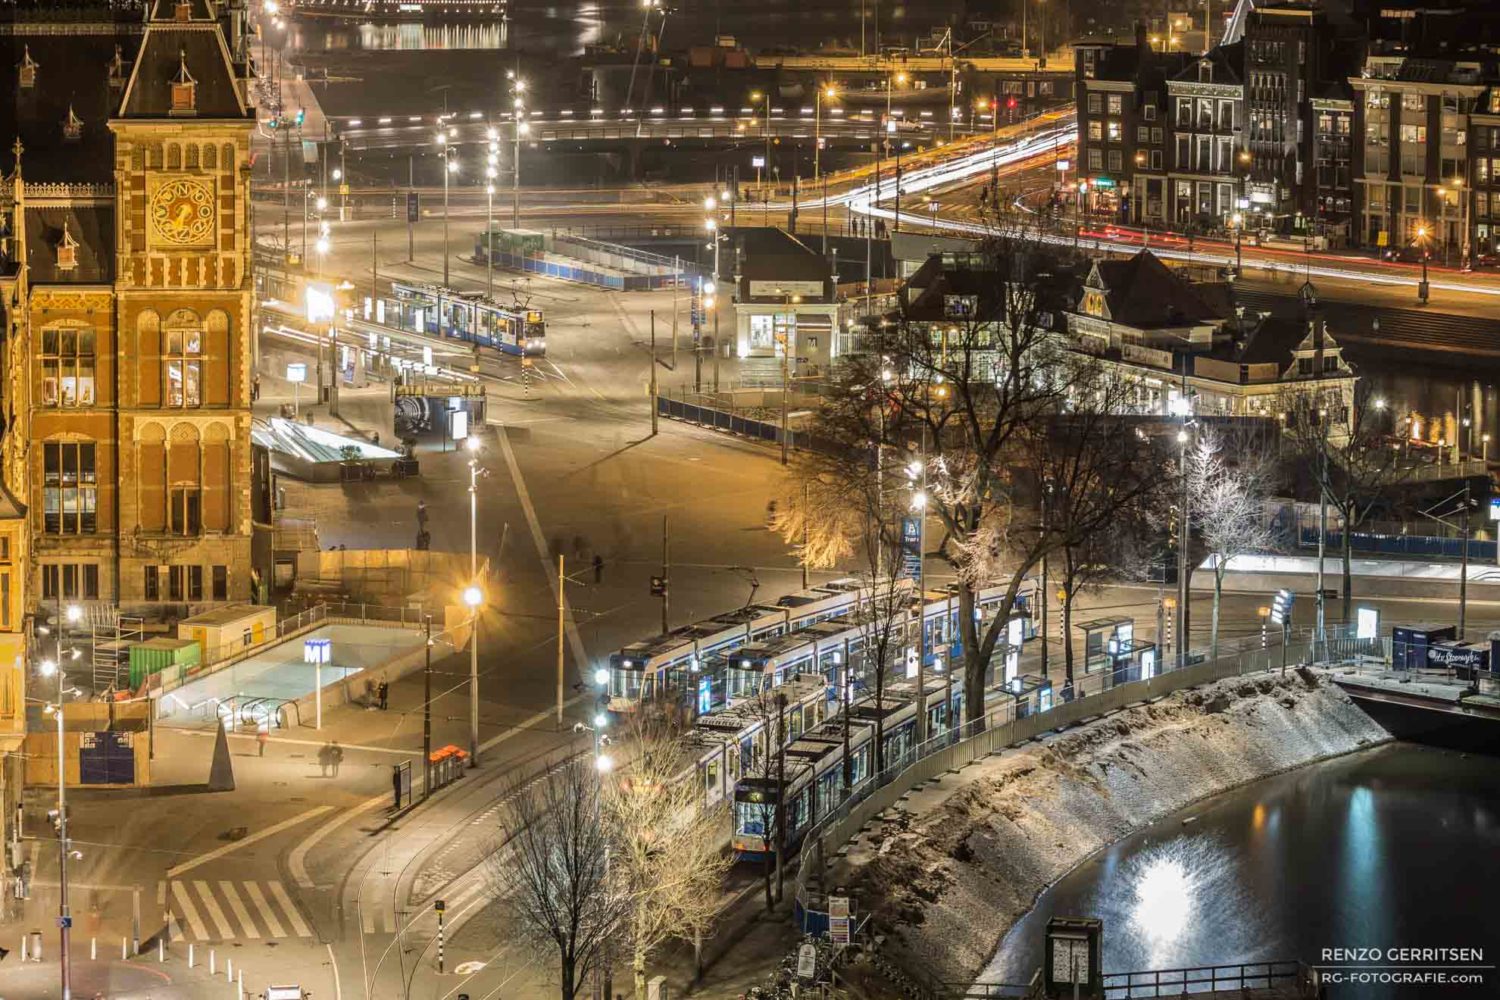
[
  {"x1": 1298, "y1": 526, "x2": 1499, "y2": 561},
  {"x1": 477, "y1": 245, "x2": 685, "y2": 291}
]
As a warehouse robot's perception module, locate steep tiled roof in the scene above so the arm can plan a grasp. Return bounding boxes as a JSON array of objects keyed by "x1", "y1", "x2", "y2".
[
  {"x1": 1091, "y1": 250, "x2": 1230, "y2": 328},
  {"x1": 119, "y1": 1, "x2": 246, "y2": 119},
  {"x1": 24, "y1": 205, "x2": 114, "y2": 284},
  {"x1": 0, "y1": 30, "x2": 141, "y2": 181}
]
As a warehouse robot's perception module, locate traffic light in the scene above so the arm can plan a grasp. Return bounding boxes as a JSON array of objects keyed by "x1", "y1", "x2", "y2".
[
  {"x1": 1006, "y1": 96, "x2": 1018, "y2": 109},
  {"x1": 294, "y1": 108, "x2": 305, "y2": 127}
]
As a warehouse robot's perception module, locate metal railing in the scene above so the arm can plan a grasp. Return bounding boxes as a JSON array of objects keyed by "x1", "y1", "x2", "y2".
[
  {"x1": 151, "y1": 602, "x2": 428, "y2": 697},
  {"x1": 792, "y1": 624, "x2": 1374, "y2": 918},
  {"x1": 1101, "y1": 959, "x2": 1307, "y2": 998}
]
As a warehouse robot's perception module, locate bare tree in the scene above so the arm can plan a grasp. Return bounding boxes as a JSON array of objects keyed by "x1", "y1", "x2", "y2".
[
  {"x1": 813, "y1": 231, "x2": 1088, "y2": 723},
  {"x1": 775, "y1": 448, "x2": 909, "y2": 779},
  {"x1": 1282, "y1": 383, "x2": 1411, "y2": 623},
  {"x1": 736, "y1": 685, "x2": 789, "y2": 913},
  {"x1": 1188, "y1": 428, "x2": 1279, "y2": 660},
  {"x1": 486, "y1": 757, "x2": 623, "y2": 1000},
  {"x1": 603, "y1": 711, "x2": 733, "y2": 998}
]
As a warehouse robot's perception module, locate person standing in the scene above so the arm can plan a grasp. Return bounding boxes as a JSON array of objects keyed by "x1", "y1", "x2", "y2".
[
  {"x1": 592, "y1": 554, "x2": 604, "y2": 584},
  {"x1": 257, "y1": 730, "x2": 269, "y2": 757},
  {"x1": 330, "y1": 741, "x2": 344, "y2": 777},
  {"x1": 377, "y1": 681, "x2": 389, "y2": 711},
  {"x1": 317, "y1": 743, "x2": 331, "y2": 777}
]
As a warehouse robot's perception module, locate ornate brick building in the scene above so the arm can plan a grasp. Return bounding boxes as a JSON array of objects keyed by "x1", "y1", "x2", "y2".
[{"x1": 0, "y1": 0, "x2": 255, "y2": 619}]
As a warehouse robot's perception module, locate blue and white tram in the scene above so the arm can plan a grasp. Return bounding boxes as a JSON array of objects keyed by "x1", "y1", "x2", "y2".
[
  {"x1": 689, "y1": 675, "x2": 831, "y2": 811},
  {"x1": 388, "y1": 280, "x2": 546, "y2": 356},
  {"x1": 730, "y1": 675, "x2": 964, "y2": 862},
  {"x1": 603, "y1": 579, "x2": 902, "y2": 715}
]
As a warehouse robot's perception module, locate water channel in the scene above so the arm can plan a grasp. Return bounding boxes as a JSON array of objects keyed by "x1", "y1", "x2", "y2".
[{"x1": 981, "y1": 742, "x2": 1500, "y2": 998}]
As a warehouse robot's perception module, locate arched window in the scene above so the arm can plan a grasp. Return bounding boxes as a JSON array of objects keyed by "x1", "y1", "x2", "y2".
[
  {"x1": 163, "y1": 309, "x2": 203, "y2": 407},
  {"x1": 168, "y1": 422, "x2": 202, "y2": 536},
  {"x1": 138, "y1": 422, "x2": 166, "y2": 534}
]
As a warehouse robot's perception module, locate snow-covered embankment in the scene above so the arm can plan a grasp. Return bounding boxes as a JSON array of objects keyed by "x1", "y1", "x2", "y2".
[{"x1": 843, "y1": 671, "x2": 1389, "y2": 987}]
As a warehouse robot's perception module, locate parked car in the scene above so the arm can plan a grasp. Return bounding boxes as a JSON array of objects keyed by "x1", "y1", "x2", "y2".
[{"x1": 1380, "y1": 244, "x2": 1430, "y2": 264}]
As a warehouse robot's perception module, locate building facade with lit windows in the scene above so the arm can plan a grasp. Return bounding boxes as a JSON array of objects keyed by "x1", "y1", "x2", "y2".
[
  {"x1": 1074, "y1": 28, "x2": 1193, "y2": 225},
  {"x1": 1349, "y1": 57, "x2": 1486, "y2": 254},
  {"x1": 1063, "y1": 250, "x2": 1356, "y2": 431},
  {"x1": 0, "y1": 0, "x2": 258, "y2": 617},
  {"x1": 1166, "y1": 46, "x2": 1244, "y2": 229},
  {"x1": 1471, "y1": 87, "x2": 1500, "y2": 257}
]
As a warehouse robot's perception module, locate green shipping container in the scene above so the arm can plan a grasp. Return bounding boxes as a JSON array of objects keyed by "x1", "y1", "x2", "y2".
[
  {"x1": 491, "y1": 228, "x2": 545, "y2": 255},
  {"x1": 128, "y1": 638, "x2": 201, "y2": 689}
]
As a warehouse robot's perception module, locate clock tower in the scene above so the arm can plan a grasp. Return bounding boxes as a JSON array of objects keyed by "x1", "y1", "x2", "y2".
[{"x1": 109, "y1": 0, "x2": 255, "y2": 605}]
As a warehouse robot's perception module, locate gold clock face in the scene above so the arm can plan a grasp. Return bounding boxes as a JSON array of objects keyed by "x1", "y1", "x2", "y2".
[{"x1": 150, "y1": 178, "x2": 215, "y2": 246}]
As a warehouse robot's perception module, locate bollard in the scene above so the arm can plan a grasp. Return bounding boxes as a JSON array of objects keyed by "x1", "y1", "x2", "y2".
[
  {"x1": 227, "y1": 957, "x2": 233, "y2": 981},
  {"x1": 210, "y1": 949, "x2": 216, "y2": 975},
  {"x1": 189, "y1": 943, "x2": 195, "y2": 968},
  {"x1": 91, "y1": 937, "x2": 97, "y2": 960},
  {"x1": 159, "y1": 937, "x2": 165, "y2": 963},
  {"x1": 123, "y1": 937, "x2": 128, "y2": 960},
  {"x1": 19, "y1": 935, "x2": 26, "y2": 962}
]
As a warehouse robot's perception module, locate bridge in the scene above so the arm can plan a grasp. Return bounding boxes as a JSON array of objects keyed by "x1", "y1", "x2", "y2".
[
  {"x1": 1329, "y1": 661, "x2": 1500, "y2": 746},
  {"x1": 333, "y1": 109, "x2": 999, "y2": 154}
]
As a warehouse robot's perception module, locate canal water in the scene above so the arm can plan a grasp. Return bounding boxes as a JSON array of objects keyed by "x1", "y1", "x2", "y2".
[{"x1": 981, "y1": 742, "x2": 1500, "y2": 998}]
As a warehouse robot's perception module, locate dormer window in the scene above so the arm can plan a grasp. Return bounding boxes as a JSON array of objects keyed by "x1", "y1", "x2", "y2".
[
  {"x1": 1198, "y1": 60, "x2": 1212, "y2": 83},
  {"x1": 170, "y1": 49, "x2": 197, "y2": 115},
  {"x1": 62, "y1": 106, "x2": 84, "y2": 142},
  {"x1": 57, "y1": 224, "x2": 79, "y2": 273},
  {"x1": 108, "y1": 45, "x2": 126, "y2": 88},
  {"x1": 18, "y1": 46, "x2": 38, "y2": 89}
]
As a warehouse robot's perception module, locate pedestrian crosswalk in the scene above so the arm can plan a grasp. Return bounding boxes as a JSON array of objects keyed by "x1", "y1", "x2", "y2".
[{"x1": 167, "y1": 879, "x2": 312, "y2": 942}]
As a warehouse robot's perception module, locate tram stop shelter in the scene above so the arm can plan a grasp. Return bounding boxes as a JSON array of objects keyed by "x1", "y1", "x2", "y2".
[{"x1": 1074, "y1": 616, "x2": 1160, "y2": 686}]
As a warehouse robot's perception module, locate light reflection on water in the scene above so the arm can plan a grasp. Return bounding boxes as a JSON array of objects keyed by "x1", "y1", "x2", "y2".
[{"x1": 979, "y1": 744, "x2": 1500, "y2": 998}]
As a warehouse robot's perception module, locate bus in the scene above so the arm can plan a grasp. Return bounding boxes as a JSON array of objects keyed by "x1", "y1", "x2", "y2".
[{"x1": 388, "y1": 280, "x2": 546, "y2": 357}]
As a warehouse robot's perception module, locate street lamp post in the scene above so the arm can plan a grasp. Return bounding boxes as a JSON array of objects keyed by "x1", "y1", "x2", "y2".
[
  {"x1": 45, "y1": 604, "x2": 81, "y2": 1000},
  {"x1": 465, "y1": 436, "x2": 484, "y2": 765},
  {"x1": 1417, "y1": 224, "x2": 1431, "y2": 304},
  {"x1": 511, "y1": 75, "x2": 527, "y2": 228},
  {"x1": 437, "y1": 128, "x2": 457, "y2": 287},
  {"x1": 1231, "y1": 211, "x2": 1244, "y2": 274},
  {"x1": 485, "y1": 130, "x2": 499, "y2": 299}
]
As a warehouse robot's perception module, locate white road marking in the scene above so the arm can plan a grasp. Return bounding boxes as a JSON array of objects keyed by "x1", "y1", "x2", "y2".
[
  {"x1": 177, "y1": 727, "x2": 419, "y2": 755},
  {"x1": 496, "y1": 422, "x2": 590, "y2": 674},
  {"x1": 171, "y1": 881, "x2": 209, "y2": 940},
  {"x1": 244, "y1": 882, "x2": 286, "y2": 938},
  {"x1": 218, "y1": 881, "x2": 260, "y2": 939},
  {"x1": 269, "y1": 880, "x2": 313, "y2": 937},
  {"x1": 289, "y1": 793, "x2": 388, "y2": 889},
  {"x1": 166, "y1": 805, "x2": 332, "y2": 878},
  {"x1": 193, "y1": 880, "x2": 235, "y2": 939}
]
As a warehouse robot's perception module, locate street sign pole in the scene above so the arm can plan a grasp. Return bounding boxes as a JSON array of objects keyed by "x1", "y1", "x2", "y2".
[{"x1": 435, "y1": 900, "x2": 446, "y2": 973}]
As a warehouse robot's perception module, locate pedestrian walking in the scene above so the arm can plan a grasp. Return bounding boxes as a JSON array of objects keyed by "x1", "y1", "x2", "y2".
[
  {"x1": 257, "y1": 730, "x2": 269, "y2": 757},
  {"x1": 377, "y1": 681, "x2": 389, "y2": 711},
  {"x1": 416, "y1": 499, "x2": 429, "y2": 530},
  {"x1": 317, "y1": 743, "x2": 332, "y2": 777},
  {"x1": 329, "y1": 741, "x2": 344, "y2": 777},
  {"x1": 592, "y1": 554, "x2": 604, "y2": 584}
]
